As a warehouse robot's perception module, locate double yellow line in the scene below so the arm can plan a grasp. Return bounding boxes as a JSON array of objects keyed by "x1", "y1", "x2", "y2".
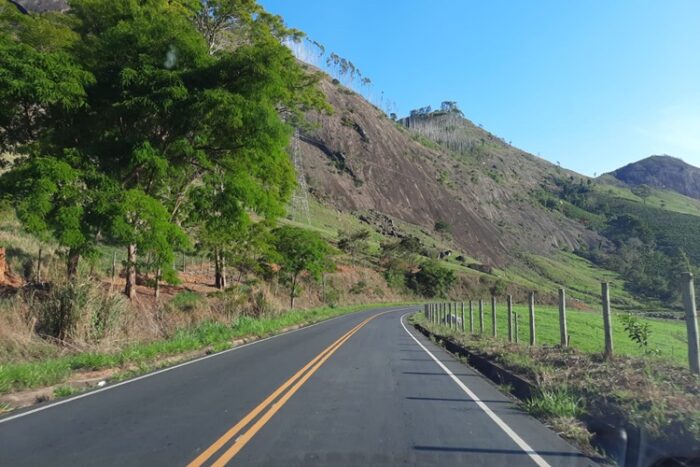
[{"x1": 188, "y1": 311, "x2": 387, "y2": 467}]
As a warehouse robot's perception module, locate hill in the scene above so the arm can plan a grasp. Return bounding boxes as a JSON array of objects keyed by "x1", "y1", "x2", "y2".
[
  {"x1": 606, "y1": 155, "x2": 700, "y2": 200},
  {"x1": 295, "y1": 79, "x2": 599, "y2": 268}
]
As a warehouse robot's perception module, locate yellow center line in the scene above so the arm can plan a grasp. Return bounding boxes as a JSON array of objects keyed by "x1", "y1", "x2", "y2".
[
  {"x1": 211, "y1": 315, "x2": 378, "y2": 466},
  {"x1": 188, "y1": 311, "x2": 388, "y2": 467}
]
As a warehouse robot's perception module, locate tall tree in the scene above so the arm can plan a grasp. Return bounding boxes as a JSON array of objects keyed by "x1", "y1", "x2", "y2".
[{"x1": 1, "y1": 0, "x2": 328, "y2": 297}]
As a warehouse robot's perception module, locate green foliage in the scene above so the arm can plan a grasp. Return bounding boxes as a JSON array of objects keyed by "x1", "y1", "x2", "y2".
[
  {"x1": 604, "y1": 214, "x2": 653, "y2": 245},
  {"x1": 0, "y1": 301, "x2": 407, "y2": 395},
  {"x1": 0, "y1": 0, "x2": 327, "y2": 292},
  {"x1": 337, "y1": 229, "x2": 370, "y2": 258},
  {"x1": 619, "y1": 314, "x2": 658, "y2": 355},
  {"x1": 407, "y1": 259, "x2": 455, "y2": 297},
  {"x1": 488, "y1": 279, "x2": 507, "y2": 297},
  {"x1": 631, "y1": 184, "x2": 652, "y2": 203},
  {"x1": 53, "y1": 385, "x2": 78, "y2": 398},
  {"x1": 381, "y1": 235, "x2": 423, "y2": 258},
  {"x1": 434, "y1": 220, "x2": 451, "y2": 233},
  {"x1": 0, "y1": 4, "x2": 92, "y2": 150},
  {"x1": 523, "y1": 390, "x2": 585, "y2": 419},
  {"x1": 272, "y1": 226, "x2": 333, "y2": 307},
  {"x1": 170, "y1": 291, "x2": 204, "y2": 312}
]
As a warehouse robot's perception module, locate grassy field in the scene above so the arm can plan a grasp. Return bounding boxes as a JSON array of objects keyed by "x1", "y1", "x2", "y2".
[
  {"x1": 503, "y1": 251, "x2": 648, "y2": 310},
  {"x1": 0, "y1": 301, "x2": 413, "y2": 396},
  {"x1": 595, "y1": 179, "x2": 700, "y2": 218},
  {"x1": 421, "y1": 301, "x2": 690, "y2": 367}
]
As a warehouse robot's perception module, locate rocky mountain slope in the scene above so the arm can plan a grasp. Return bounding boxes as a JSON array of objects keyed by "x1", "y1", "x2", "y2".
[
  {"x1": 605, "y1": 155, "x2": 700, "y2": 200},
  {"x1": 297, "y1": 76, "x2": 600, "y2": 266}
]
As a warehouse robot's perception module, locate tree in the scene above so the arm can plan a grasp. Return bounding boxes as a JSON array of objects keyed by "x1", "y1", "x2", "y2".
[
  {"x1": 407, "y1": 259, "x2": 455, "y2": 298},
  {"x1": 1, "y1": 0, "x2": 328, "y2": 298},
  {"x1": 337, "y1": 229, "x2": 370, "y2": 259},
  {"x1": 272, "y1": 226, "x2": 332, "y2": 308},
  {"x1": 0, "y1": 6, "x2": 95, "y2": 278},
  {"x1": 632, "y1": 184, "x2": 652, "y2": 205}
]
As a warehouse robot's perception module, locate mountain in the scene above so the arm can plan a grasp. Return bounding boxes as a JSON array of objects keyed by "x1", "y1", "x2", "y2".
[
  {"x1": 606, "y1": 155, "x2": 700, "y2": 200},
  {"x1": 296, "y1": 75, "x2": 600, "y2": 267}
]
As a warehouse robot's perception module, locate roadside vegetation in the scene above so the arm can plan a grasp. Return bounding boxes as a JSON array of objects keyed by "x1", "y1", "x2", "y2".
[
  {"x1": 0, "y1": 301, "x2": 412, "y2": 400},
  {"x1": 411, "y1": 313, "x2": 700, "y2": 458}
]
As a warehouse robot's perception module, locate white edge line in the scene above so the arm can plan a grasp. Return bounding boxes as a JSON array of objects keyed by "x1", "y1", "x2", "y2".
[
  {"x1": 400, "y1": 313, "x2": 552, "y2": 467},
  {"x1": 0, "y1": 305, "x2": 416, "y2": 424}
]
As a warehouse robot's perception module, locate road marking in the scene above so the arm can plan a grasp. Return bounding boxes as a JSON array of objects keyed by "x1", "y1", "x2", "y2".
[
  {"x1": 187, "y1": 318, "x2": 368, "y2": 466},
  {"x1": 0, "y1": 306, "x2": 412, "y2": 425},
  {"x1": 400, "y1": 314, "x2": 552, "y2": 467},
  {"x1": 190, "y1": 310, "x2": 392, "y2": 466}
]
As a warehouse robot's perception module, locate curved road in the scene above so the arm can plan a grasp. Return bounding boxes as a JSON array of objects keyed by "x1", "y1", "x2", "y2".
[{"x1": 0, "y1": 306, "x2": 594, "y2": 466}]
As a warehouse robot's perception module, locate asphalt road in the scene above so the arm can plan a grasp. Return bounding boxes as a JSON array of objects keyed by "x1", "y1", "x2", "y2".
[{"x1": 0, "y1": 305, "x2": 596, "y2": 466}]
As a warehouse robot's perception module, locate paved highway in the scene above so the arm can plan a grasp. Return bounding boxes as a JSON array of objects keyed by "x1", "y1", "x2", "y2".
[{"x1": 0, "y1": 305, "x2": 595, "y2": 466}]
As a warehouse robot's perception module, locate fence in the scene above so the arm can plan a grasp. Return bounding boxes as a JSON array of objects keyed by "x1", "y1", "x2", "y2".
[{"x1": 423, "y1": 276, "x2": 700, "y2": 374}]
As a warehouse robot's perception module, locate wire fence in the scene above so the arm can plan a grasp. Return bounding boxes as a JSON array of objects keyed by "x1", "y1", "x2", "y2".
[{"x1": 423, "y1": 276, "x2": 700, "y2": 374}]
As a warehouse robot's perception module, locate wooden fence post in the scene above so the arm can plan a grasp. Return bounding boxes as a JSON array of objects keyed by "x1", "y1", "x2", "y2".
[
  {"x1": 469, "y1": 300, "x2": 474, "y2": 334},
  {"x1": 461, "y1": 302, "x2": 465, "y2": 332},
  {"x1": 528, "y1": 292, "x2": 536, "y2": 346},
  {"x1": 681, "y1": 273, "x2": 700, "y2": 374},
  {"x1": 559, "y1": 287, "x2": 568, "y2": 347},
  {"x1": 479, "y1": 299, "x2": 484, "y2": 334},
  {"x1": 491, "y1": 296, "x2": 497, "y2": 338},
  {"x1": 601, "y1": 282, "x2": 614, "y2": 358},
  {"x1": 507, "y1": 295, "x2": 513, "y2": 342}
]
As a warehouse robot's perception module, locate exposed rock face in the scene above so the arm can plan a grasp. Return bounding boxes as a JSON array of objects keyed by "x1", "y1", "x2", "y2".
[
  {"x1": 608, "y1": 155, "x2": 700, "y2": 200},
  {"x1": 12, "y1": 0, "x2": 68, "y2": 12},
  {"x1": 298, "y1": 77, "x2": 599, "y2": 266}
]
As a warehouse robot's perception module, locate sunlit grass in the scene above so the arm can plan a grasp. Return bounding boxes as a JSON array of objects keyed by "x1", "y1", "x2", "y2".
[{"x1": 0, "y1": 302, "x2": 412, "y2": 395}]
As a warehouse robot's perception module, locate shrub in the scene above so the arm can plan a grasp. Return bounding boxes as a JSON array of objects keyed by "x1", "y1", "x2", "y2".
[
  {"x1": 349, "y1": 280, "x2": 367, "y2": 295},
  {"x1": 407, "y1": 260, "x2": 455, "y2": 297},
  {"x1": 434, "y1": 220, "x2": 451, "y2": 233}
]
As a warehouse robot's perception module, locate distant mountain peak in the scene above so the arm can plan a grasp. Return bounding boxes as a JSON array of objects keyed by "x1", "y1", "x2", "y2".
[{"x1": 607, "y1": 155, "x2": 700, "y2": 200}]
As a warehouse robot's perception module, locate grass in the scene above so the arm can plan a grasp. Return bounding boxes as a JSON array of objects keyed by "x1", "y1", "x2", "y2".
[
  {"x1": 419, "y1": 301, "x2": 689, "y2": 367},
  {"x1": 594, "y1": 180, "x2": 700, "y2": 218},
  {"x1": 523, "y1": 389, "x2": 585, "y2": 418},
  {"x1": 505, "y1": 251, "x2": 647, "y2": 309},
  {"x1": 0, "y1": 301, "x2": 413, "y2": 396},
  {"x1": 411, "y1": 312, "x2": 700, "y2": 453},
  {"x1": 53, "y1": 385, "x2": 79, "y2": 398}
]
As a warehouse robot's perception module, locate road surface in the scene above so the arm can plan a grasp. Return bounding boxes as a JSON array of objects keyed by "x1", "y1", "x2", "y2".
[{"x1": 0, "y1": 305, "x2": 595, "y2": 466}]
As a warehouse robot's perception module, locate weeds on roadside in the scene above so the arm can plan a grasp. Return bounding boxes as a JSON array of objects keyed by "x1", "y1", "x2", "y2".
[
  {"x1": 53, "y1": 386, "x2": 78, "y2": 398},
  {"x1": 523, "y1": 389, "x2": 586, "y2": 418}
]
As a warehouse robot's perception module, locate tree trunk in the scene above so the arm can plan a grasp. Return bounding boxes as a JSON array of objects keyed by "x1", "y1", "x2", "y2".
[
  {"x1": 125, "y1": 243, "x2": 137, "y2": 299},
  {"x1": 154, "y1": 267, "x2": 161, "y2": 299},
  {"x1": 220, "y1": 253, "x2": 226, "y2": 289},
  {"x1": 36, "y1": 247, "x2": 42, "y2": 282},
  {"x1": 66, "y1": 248, "x2": 80, "y2": 280},
  {"x1": 214, "y1": 249, "x2": 223, "y2": 289},
  {"x1": 290, "y1": 274, "x2": 297, "y2": 309}
]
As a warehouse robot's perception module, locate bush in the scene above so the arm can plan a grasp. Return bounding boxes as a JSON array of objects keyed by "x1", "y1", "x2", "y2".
[
  {"x1": 35, "y1": 281, "x2": 91, "y2": 341},
  {"x1": 349, "y1": 280, "x2": 367, "y2": 295},
  {"x1": 170, "y1": 291, "x2": 203, "y2": 313},
  {"x1": 407, "y1": 260, "x2": 455, "y2": 297},
  {"x1": 434, "y1": 220, "x2": 451, "y2": 233}
]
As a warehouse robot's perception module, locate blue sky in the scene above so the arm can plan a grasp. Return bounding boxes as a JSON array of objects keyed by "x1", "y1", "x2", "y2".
[{"x1": 259, "y1": 0, "x2": 700, "y2": 176}]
